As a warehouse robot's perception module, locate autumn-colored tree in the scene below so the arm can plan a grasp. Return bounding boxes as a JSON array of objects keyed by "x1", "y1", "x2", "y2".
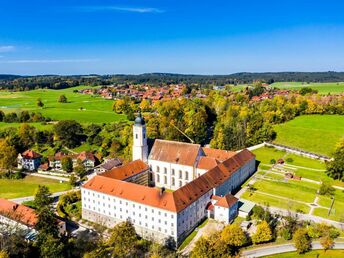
[
  {"x1": 252, "y1": 221, "x2": 273, "y2": 244},
  {"x1": 320, "y1": 234, "x2": 334, "y2": 251},
  {"x1": 191, "y1": 237, "x2": 211, "y2": 258},
  {"x1": 0, "y1": 139, "x2": 17, "y2": 170},
  {"x1": 293, "y1": 228, "x2": 311, "y2": 254},
  {"x1": 0, "y1": 250, "x2": 9, "y2": 258},
  {"x1": 139, "y1": 99, "x2": 151, "y2": 112},
  {"x1": 221, "y1": 224, "x2": 247, "y2": 247},
  {"x1": 58, "y1": 94, "x2": 67, "y2": 103},
  {"x1": 107, "y1": 221, "x2": 140, "y2": 257}
]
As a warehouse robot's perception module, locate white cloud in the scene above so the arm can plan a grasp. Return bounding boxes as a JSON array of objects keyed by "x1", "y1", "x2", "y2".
[
  {"x1": 0, "y1": 58, "x2": 98, "y2": 64},
  {"x1": 0, "y1": 46, "x2": 15, "y2": 52},
  {"x1": 78, "y1": 6, "x2": 164, "y2": 13}
]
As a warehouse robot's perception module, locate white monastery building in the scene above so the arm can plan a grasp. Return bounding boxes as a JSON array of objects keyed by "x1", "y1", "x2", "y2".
[{"x1": 81, "y1": 114, "x2": 256, "y2": 246}]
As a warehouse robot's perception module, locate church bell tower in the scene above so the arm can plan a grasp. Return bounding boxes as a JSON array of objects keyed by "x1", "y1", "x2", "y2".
[{"x1": 132, "y1": 112, "x2": 148, "y2": 162}]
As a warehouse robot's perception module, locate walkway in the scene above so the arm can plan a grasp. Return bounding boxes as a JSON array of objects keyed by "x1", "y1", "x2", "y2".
[{"x1": 241, "y1": 241, "x2": 344, "y2": 257}]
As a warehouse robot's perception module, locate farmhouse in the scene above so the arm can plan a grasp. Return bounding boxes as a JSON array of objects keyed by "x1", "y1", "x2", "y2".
[
  {"x1": 81, "y1": 114, "x2": 256, "y2": 245},
  {"x1": 17, "y1": 150, "x2": 41, "y2": 171}
]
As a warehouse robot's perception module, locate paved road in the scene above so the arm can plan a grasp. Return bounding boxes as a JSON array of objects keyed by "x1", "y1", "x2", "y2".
[
  {"x1": 242, "y1": 241, "x2": 344, "y2": 257},
  {"x1": 10, "y1": 190, "x2": 75, "y2": 204}
]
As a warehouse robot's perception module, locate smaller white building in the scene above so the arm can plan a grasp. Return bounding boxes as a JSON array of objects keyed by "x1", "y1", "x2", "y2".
[{"x1": 132, "y1": 113, "x2": 149, "y2": 163}]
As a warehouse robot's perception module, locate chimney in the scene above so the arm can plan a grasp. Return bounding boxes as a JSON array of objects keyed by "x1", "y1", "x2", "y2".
[{"x1": 160, "y1": 187, "x2": 165, "y2": 196}]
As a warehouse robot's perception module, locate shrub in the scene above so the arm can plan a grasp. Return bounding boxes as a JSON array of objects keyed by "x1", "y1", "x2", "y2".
[
  {"x1": 286, "y1": 157, "x2": 293, "y2": 163},
  {"x1": 270, "y1": 159, "x2": 276, "y2": 164},
  {"x1": 293, "y1": 228, "x2": 311, "y2": 254}
]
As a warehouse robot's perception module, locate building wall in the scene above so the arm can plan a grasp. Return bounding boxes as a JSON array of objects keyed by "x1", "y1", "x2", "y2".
[
  {"x1": 81, "y1": 188, "x2": 178, "y2": 243},
  {"x1": 214, "y1": 202, "x2": 238, "y2": 224},
  {"x1": 148, "y1": 160, "x2": 194, "y2": 190}
]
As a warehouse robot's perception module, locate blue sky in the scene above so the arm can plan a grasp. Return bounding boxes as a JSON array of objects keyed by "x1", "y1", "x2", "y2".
[{"x1": 1, "y1": 0, "x2": 344, "y2": 75}]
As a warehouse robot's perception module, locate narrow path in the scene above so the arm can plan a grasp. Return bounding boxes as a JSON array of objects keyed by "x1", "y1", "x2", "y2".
[
  {"x1": 282, "y1": 163, "x2": 326, "y2": 172},
  {"x1": 25, "y1": 172, "x2": 70, "y2": 182},
  {"x1": 10, "y1": 189, "x2": 74, "y2": 204}
]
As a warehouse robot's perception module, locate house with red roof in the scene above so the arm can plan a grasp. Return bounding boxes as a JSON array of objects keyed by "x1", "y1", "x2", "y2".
[{"x1": 17, "y1": 150, "x2": 42, "y2": 171}]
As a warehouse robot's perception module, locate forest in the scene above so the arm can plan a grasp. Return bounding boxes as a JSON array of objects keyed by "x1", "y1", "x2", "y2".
[{"x1": 2, "y1": 71, "x2": 344, "y2": 90}]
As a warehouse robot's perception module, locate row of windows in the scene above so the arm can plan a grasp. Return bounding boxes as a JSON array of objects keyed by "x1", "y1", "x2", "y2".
[
  {"x1": 155, "y1": 175, "x2": 184, "y2": 187},
  {"x1": 82, "y1": 193, "x2": 174, "y2": 218},
  {"x1": 155, "y1": 166, "x2": 189, "y2": 180}
]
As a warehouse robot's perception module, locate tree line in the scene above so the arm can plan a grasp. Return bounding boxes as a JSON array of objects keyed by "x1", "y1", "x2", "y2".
[{"x1": 2, "y1": 71, "x2": 344, "y2": 90}]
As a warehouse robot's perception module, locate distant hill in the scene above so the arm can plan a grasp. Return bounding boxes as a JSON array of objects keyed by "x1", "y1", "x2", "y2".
[{"x1": 1, "y1": 72, "x2": 344, "y2": 90}]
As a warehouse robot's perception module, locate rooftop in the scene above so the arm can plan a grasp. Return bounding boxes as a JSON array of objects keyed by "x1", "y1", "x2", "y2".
[{"x1": 101, "y1": 160, "x2": 148, "y2": 180}]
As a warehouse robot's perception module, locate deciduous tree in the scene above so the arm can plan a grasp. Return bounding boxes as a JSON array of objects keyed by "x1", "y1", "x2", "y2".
[
  {"x1": 326, "y1": 139, "x2": 344, "y2": 181},
  {"x1": 0, "y1": 139, "x2": 17, "y2": 170},
  {"x1": 61, "y1": 156, "x2": 73, "y2": 173},
  {"x1": 252, "y1": 221, "x2": 273, "y2": 244},
  {"x1": 221, "y1": 224, "x2": 247, "y2": 247},
  {"x1": 293, "y1": 228, "x2": 311, "y2": 254}
]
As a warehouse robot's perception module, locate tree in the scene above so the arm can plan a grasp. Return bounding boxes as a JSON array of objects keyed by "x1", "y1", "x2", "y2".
[
  {"x1": 74, "y1": 161, "x2": 86, "y2": 178},
  {"x1": 58, "y1": 95, "x2": 67, "y2": 103},
  {"x1": 35, "y1": 206, "x2": 59, "y2": 237},
  {"x1": 33, "y1": 185, "x2": 54, "y2": 211},
  {"x1": 61, "y1": 156, "x2": 73, "y2": 173},
  {"x1": 293, "y1": 228, "x2": 311, "y2": 254},
  {"x1": 53, "y1": 120, "x2": 83, "y2": 148},
  {"x1": 0, "y1": 250, "x2": 9, "y2": 258},
  {"x1": 0, "y1": 139, "x2": 17, "y2": 170},
  {"x1": 191, "y1": 237, "x2": 211, "y2": 258},
  {"x1": 18, "y1": 123, "x2": 36, "y2": 149},
  {"x1": 38, "y1": 234, "x2": 64, "y2": 258},
  {"x1": 252, "y1": 221, "x2": 273, "y2": 244},
  {"x1": 320, "y1": 234, "x2": 334, "y2": 251},
  {"x1": 326, "y1": 139, "x2": 344, "y2": 181},
  {"x1": 107, "y1": 221, "x2": 140, "y2": 257},
  {"x1": 0, "y1": 110, "x2": 4, "y2": 122},
  {"x1": 319, "y1": 181, "x2": 335, "y2": 196},
  {"x1": 37, "y1": 98, "x2": 44, "y2": 108},
  {"x1": 69, "y1": 174, "x2": 78, "y2": 187},
  {"x1": 221, "y1": 224, "x2": 247, "y2": 247}
]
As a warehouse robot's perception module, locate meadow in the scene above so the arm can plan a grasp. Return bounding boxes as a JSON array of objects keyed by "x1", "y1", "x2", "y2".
[
  {"x1": 271, "y1": 81, "x2": 344, "y2": 94},
  {"x1": 273, "y1": 115, "x2": 344, "y2": 156},
  {"x1": 0, "y1": 175, "x2": 71, "y2": 199},
  {"x1": 0, "y1": 86, "x2": 127, "y2": 124},
  {"x1": 265, "y1": 250, "x2": 344, "y2": 258}
]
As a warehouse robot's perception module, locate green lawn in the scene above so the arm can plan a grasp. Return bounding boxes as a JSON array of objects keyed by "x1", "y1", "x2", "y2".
[
  {"x1": 0, "y1": 86, "x2": 127, "y2": 124},
  {"x1": 271, "y1": 81, "x2": 344, "y2": 94},
  {"x1": 241, "y1": 192, "x2": 310, "y2": 214},
  {"x1": 0, "y1": 175, "x2": 71, "y2": 199},
  {"x1": 273, "y1": 115, "x2": 344, "y2": 156},
  {"x1": 315, "y1": 190, "x2": 344, "y2": 222},
  {"x1": 252, "y1": 146, "x2": 286, "y2": 164},
  {"x1": 264, "y1": 249, "x2": 344, "y2": 258}
]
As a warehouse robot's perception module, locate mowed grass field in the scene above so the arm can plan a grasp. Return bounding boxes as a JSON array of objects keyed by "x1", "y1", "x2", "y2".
[
  {"x1": 273, "y1": 115, "x2": 344, "y2": 156},
  {"x1": 0, "y1": 175, "x2": 71, "y2": 199},
  {"x1": 242, "y1": 147, "x2": 344, "y2": 221},
  {"x1": 0, "y1": 86, "x2": 127, "y2": 124},
  {"x1": 271, "y1": 81, "x2": 344, "y2": 94}
]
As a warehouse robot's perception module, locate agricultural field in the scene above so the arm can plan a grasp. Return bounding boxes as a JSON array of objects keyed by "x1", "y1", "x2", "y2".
[
  {"x1": 273, "y1": 115, "x2": 344, "y2": 156},
  {"x1": 0, "y1": 86, "x2": 127, "y2": 124},
  {"x1": 0, "y1": 175, "x2": 71, "y2": 199},
  {"x1": 271, "y1": 81, "x2": 344, "y2": 94},
  {"x1": 242, "y1": 146, "x2": 344, "y2": 221}
]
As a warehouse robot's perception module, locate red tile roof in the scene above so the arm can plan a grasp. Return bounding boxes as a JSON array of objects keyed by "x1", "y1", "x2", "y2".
[
  {"x1": 0, "y1": 198, "x2": 37, "y2": 227},
  {"x1": 77, "y1": 151, "x2": 96, "y2": 162},
  {"x1": 101, "y1": 160, "x2": 149, "y2": 180},
  {"x1": 83, "y1": 149, "x2": 255, "y2": 213},
  {"x1": 21, "y1": 150, "x2": 41, "y2": 159},
  {"x1": 202, "y1": 147, "x2": 236, "y2": 161},
  {"x1": 149, "y1": 139, "x2": 201, "y2": 166},
  {"x1": 214, "y1": 194, "x2": 238, "y2": 208},
  {"x1": 197, "y1": 156, "x2": 220, "y2": 170}
]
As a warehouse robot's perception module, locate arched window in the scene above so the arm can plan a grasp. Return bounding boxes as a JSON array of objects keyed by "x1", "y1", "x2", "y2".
[
  {"x1": 157, "y1": 174, "x2": 160, "y2": 183},
  {"x1": 179, "y1": 170, "x2": 182, "y2": 179},
  {"x1": 135, "y1": 134, "x2": 138, "y2": 139},
  {"x1": 157, "y1": 166, "x2": 160, "y2": 173},
  {"x1": 172, "y1": 177, "x2": 175, "y2": 186},
  {"x1": 185, "y1": 171, "x2": 189, "y2": 180},
  {"x1": 164, "y1": 176, "x2": 167, "y2": 184}
]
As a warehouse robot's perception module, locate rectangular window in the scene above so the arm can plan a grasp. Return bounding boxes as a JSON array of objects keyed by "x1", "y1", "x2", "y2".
[
  {"x1": 172, "y1": 177, "x2": 175, "y2": 186},
  {"x1": 179, "y1": 170, "x2": 182, "y2": 179},
  {"x1": 164, "y1": 167, "x2": 167, "y2": 174},
  {"x1": 135, "y1": 134, "x2": 138, "y2": 139},
  {"x1": 164, "y1": 176, "x2": 167, "y2": 184},
  {"x1": 171, "y1": 169, "x2": 175, "y2": 175}
]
